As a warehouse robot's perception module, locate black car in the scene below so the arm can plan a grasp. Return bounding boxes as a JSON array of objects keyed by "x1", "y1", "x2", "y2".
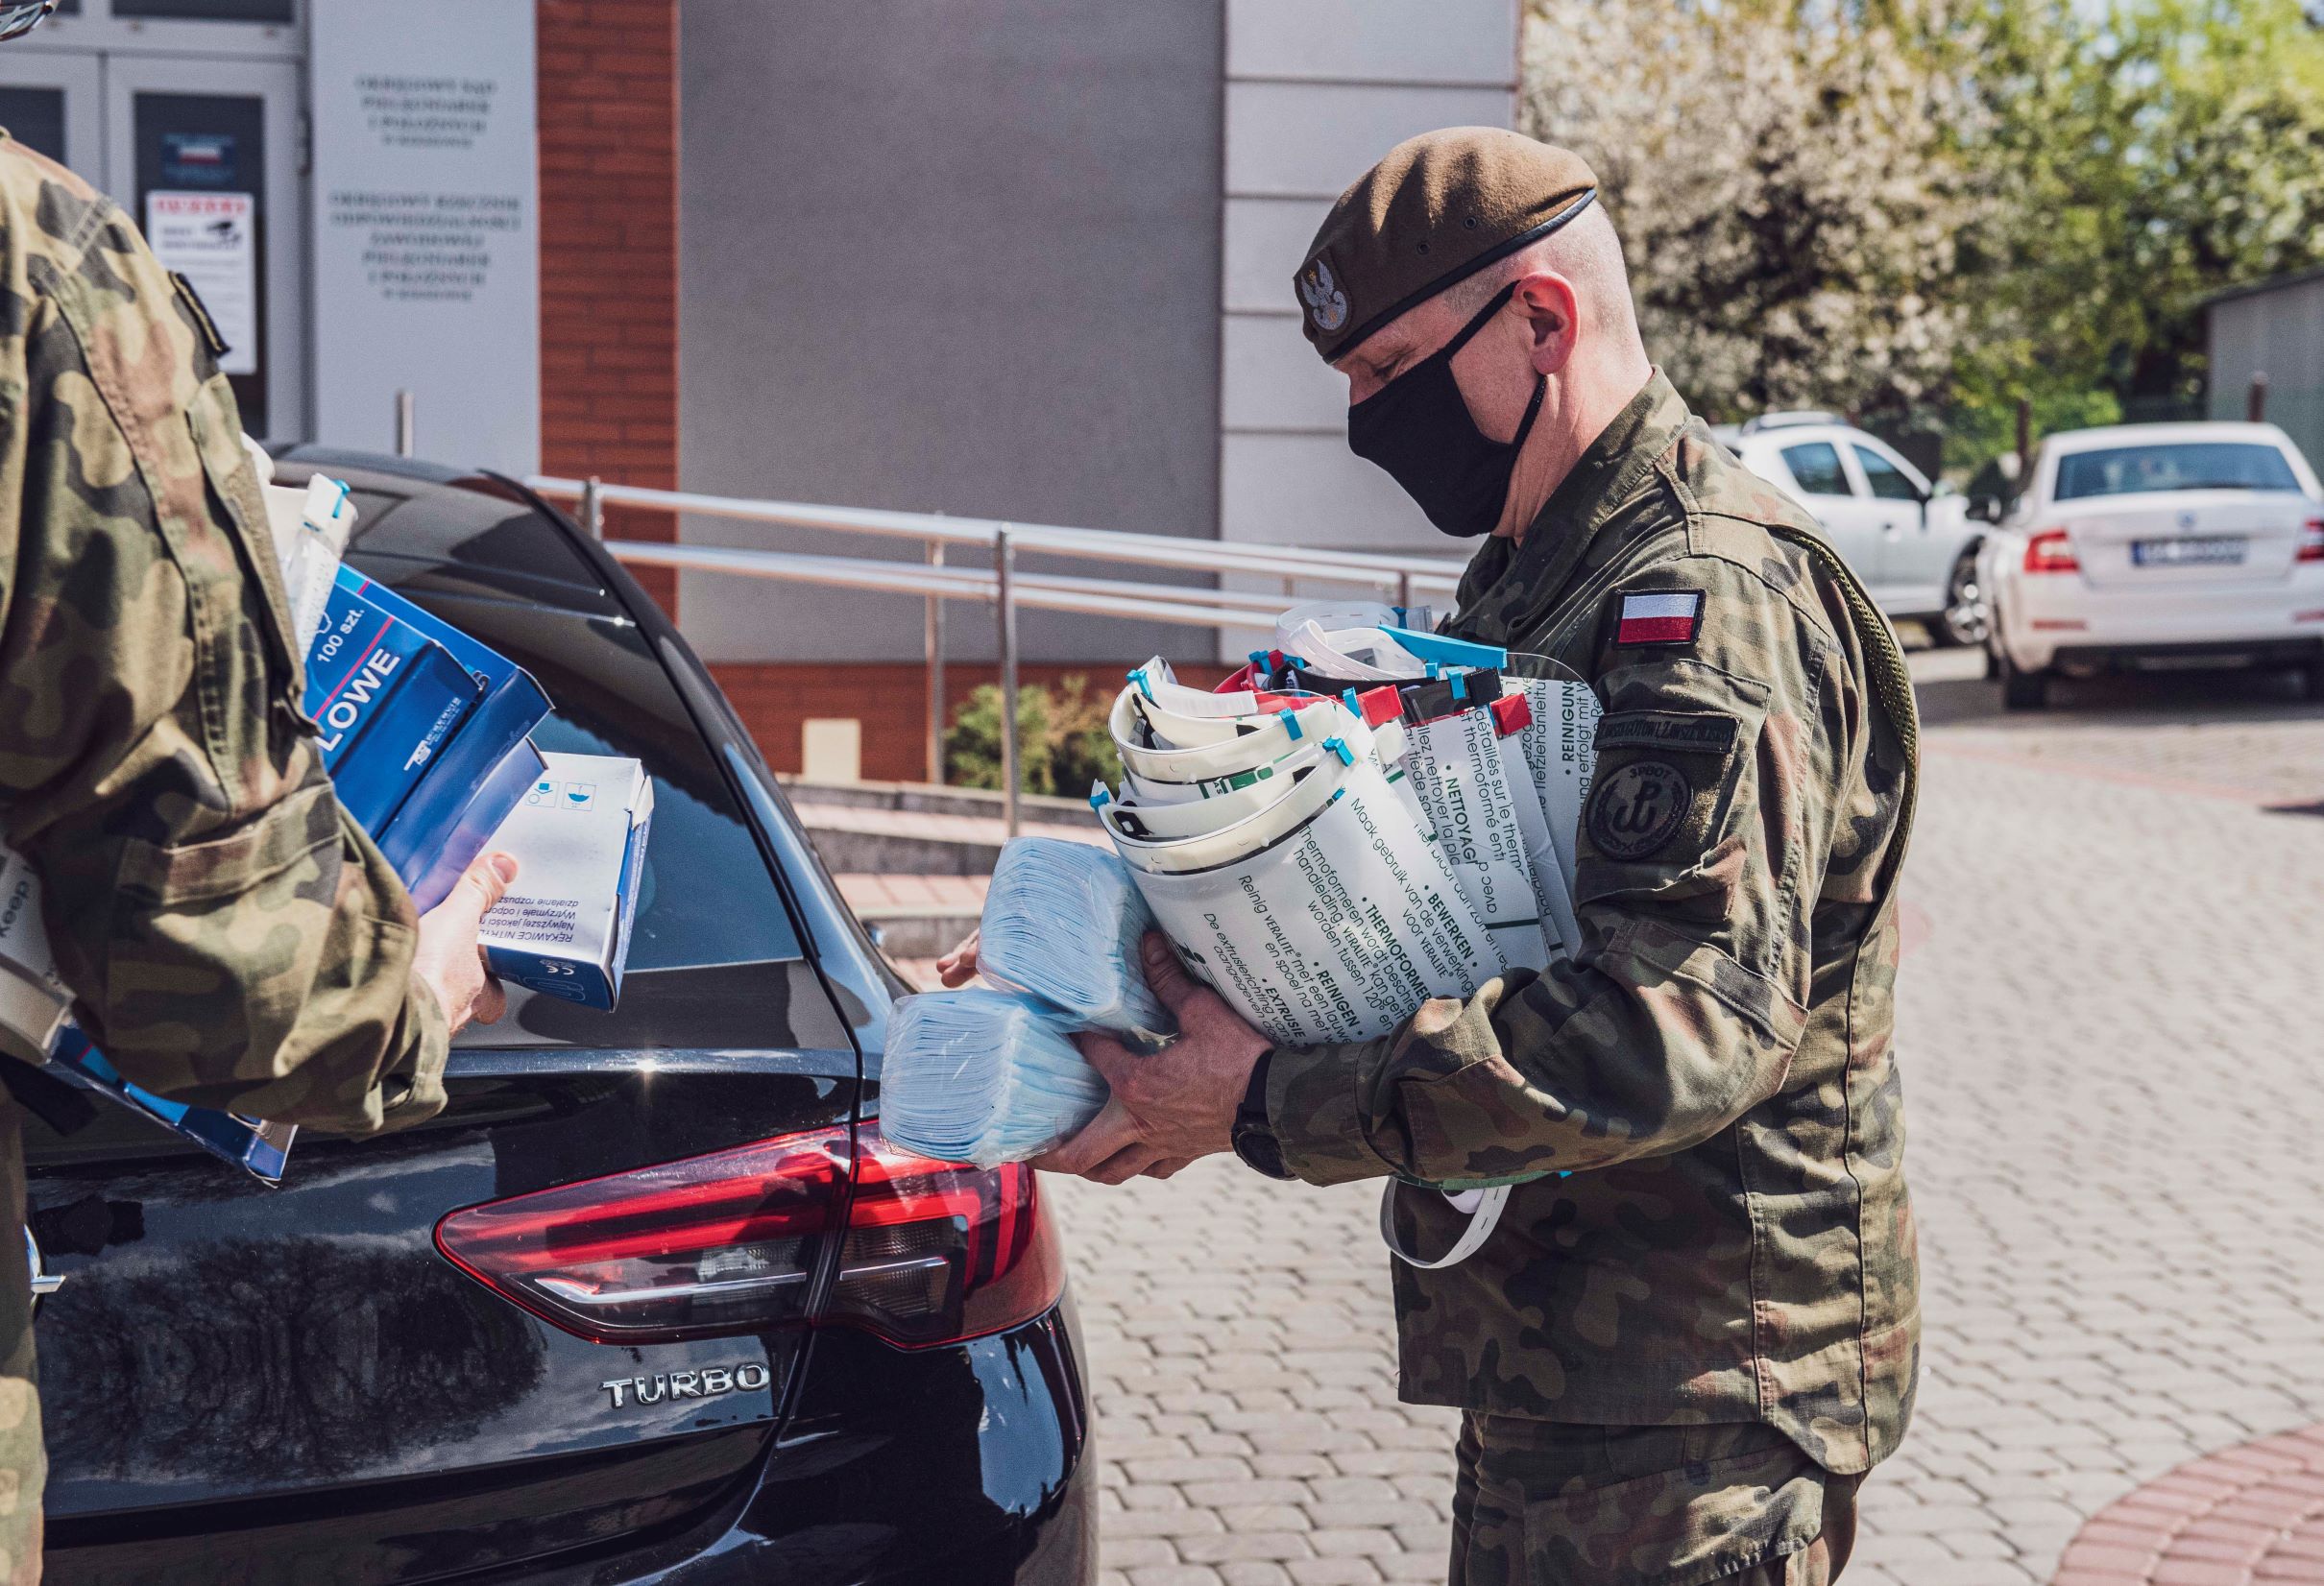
[{"x1": 25, "y1": 453, "x2": 1094, "y2": 1584}]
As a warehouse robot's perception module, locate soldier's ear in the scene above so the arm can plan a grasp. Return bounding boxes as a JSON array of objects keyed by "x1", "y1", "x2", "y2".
[{"x1": 1511, "y1": 273, "x2": 1578, "y2": 374}]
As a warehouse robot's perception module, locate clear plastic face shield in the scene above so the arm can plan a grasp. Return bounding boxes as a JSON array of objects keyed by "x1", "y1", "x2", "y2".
[{"x1": 0, "y1": 2, "x2": 55, "y2": 42}]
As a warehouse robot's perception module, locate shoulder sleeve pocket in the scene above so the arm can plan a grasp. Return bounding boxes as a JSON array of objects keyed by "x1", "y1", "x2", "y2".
[{"x1": 115, "y1": 778, "x2": 337, "y2": 908}]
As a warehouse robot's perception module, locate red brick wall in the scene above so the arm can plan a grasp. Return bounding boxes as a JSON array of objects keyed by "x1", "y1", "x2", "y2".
[
  {"x1": 537, "y1": 0, "x2": 681, "y2": 614},
  {"x1": 711, "y1": 661, "x2": 1237, "y2": 783}
]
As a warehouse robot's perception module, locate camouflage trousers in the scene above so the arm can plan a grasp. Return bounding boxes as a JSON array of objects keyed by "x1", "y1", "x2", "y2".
[
  {"x1": 0, "y1": 1109, "x2": 40, "y2": 1583},
  {"x1": 1448, "y1": 1414, "x2": 1856, "y2": 1585}
]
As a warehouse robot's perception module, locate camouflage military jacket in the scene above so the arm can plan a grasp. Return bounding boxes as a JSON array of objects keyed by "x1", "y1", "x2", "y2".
[
  {"x1": 1265, "y1": 372, "x2": 1919, "y2": 1476},
  {"x1": 0, "y1": 138, "x2": 448, "y2": 1131}
]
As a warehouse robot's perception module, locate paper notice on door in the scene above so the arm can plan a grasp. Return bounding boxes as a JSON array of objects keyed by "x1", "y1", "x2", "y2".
[
  {"x1": 146, "y1": 191, "x2": 257, "y2": 375},
  {"x1": 1113, "y1": 748, "x2": 1503, "y2": 1047}
]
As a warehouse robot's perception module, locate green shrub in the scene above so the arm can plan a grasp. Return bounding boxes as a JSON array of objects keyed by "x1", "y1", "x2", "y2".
[{"x1": 945, "y1": 676, "x2": 1123, "y2": 797}]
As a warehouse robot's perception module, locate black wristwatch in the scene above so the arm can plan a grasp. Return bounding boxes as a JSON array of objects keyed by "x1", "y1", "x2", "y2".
[{"x1": 1230, "y1": 1051, "x2": 1294, "y2": 1180}]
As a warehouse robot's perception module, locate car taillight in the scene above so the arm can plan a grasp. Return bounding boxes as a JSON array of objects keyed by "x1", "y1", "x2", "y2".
[
  {"x1": 2022, "y1": 528, "x2": 2080, "y2": 574},
  {"x1": 2299, "y1": 518, "x2": 2324, "y2": 563},
  {"x1": 434, "y1": 1123, "x2": 1062, "y2": 1350}
]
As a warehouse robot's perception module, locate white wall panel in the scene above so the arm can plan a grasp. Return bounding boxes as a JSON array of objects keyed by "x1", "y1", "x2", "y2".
[
  {"x1": 1225, "y1": 195, "x2": 1333, "y2": 312},
  {"x1": 1212, "y1": 0, "x2": 1516, "y2": 655},
  {"x1": 1222, "y1": 432, "x2": 1437, "y2": 551},
  {"x1": 1223, "y1": 311, "x2": 1349, "y2": 431},
  {"x1": 1228, "y1": 0, "x2": 1517, "y2": 85},
  {"x1": 1225, "y1": 81, "x2": 1515, "y2": 198}
]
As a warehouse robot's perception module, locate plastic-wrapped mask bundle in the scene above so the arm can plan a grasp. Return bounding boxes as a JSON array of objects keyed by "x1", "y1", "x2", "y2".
[
  {"x1": 880, "y1": 989, "x2": 1111, "y2": 1167},
  {"x1": 976, "y1": 837, "x2": 1175, "y2": 1048}
]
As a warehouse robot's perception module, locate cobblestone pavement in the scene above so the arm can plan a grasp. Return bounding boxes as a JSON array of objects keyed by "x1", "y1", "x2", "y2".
[{"x1": 1040, "y1": 647, "x2": 2324, "y2": 1586}]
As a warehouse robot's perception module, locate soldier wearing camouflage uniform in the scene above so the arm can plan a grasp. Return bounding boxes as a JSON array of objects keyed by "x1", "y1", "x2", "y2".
[
  {"x1": 1030, "y1": 130, "x2": 1917, "y2": 1583},
  {"x1": 0, "y1": 7, "x2": 511, "y2": 1570}
]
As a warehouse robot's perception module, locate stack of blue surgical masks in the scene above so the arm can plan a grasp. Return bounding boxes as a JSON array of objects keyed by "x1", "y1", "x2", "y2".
[
  {"x1": 975, "y1": 838, "x2": 1174, "y2": 1049},
  {"x1": 880, "y1": 989, "x2": 1111, "y2": 1167}
]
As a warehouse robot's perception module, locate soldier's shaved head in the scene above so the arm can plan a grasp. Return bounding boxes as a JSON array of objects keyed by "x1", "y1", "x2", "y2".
[{"x1": 1446, "y1": 203, "x2": 1641, "y2": 348}]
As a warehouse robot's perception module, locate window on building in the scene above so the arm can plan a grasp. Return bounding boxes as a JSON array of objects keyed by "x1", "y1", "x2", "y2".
[
  {"x1": 111, "y1": 0, "x2": 295, "y2": 21},
  {"x1": 0, "y1": 89, "x2": 65, "y2": 165},
  {"x1": 1780, "y1": 442, "x2": 1852, "y2": 497},
  {"x1": 1852, "y1": 445, "x2": 1925, "y2": 502}
]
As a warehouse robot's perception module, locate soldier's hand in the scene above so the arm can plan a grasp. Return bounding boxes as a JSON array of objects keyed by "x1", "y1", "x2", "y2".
[
  {"x1": 934, "y1": 928, "x2": 980, "y2": 988},
  {"x1": 1031, "y1": 931, "x2": 1268, "y2": 1186},
  {"x1": 414, "y1": 853, "x2": 518, "y2": 1036}
]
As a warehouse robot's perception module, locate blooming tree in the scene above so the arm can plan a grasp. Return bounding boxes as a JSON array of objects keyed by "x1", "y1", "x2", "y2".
[{"x1": 1521, "y1": 0, "x2": 1982, "y2": 422}]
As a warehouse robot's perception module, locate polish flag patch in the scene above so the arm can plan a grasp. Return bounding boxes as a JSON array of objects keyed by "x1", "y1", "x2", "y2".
[{"x1": 1614, "y1": 589, "x2": 1705, "y2": 646}]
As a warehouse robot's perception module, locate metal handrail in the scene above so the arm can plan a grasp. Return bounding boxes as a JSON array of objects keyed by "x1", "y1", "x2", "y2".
[
  {"x1": 604, "y1": 540, "x2": 1288, "y2": 629},
  {"x1": 528, "y1": 475, "x2": 1468, "y2": 594},
  {"x1": 536, "y1": 476, "x2": 1474, "y2": 835}
]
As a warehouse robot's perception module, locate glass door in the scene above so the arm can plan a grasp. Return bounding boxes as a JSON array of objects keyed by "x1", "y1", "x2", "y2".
[
  {"x1": 103, "y1": 54, "x2": 302, "y2": 437},
  {"x1": 0, "y1": 46, "x2": 100, "y2": 173}
]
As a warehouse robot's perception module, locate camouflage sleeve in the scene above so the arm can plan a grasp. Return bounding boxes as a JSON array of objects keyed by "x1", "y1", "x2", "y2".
[
  {"x1": 1264, "y1": 554, "x2": 1842, "y2": 1188},
  {"x1": 0, "y1": 147, "x2": 448, "y2": 1136}
]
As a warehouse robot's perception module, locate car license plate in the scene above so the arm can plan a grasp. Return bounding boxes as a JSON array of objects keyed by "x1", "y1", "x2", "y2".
[{"x1": 2130, "y1": 537, "x2": 2246, "y2": 566}]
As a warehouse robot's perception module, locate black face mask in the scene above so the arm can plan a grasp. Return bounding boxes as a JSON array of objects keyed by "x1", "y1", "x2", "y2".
[{"x1": 1345, "y1": 281, "x2": 1547, "y2": 539}]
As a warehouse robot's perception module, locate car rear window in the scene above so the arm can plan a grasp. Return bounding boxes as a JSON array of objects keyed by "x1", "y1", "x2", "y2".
[
  {"x1": 2055, "y1": 442, "x2": 2302, "y2": 500},
  {"x1": 1781, "y1": 442, "x2": 1851, "y2": 496},
  {"x1": 339, "y1": 565, "x2": 806, "y2": 978}
]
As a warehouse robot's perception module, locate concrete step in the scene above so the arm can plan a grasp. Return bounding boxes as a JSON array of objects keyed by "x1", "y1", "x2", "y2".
[
  {"x1": 835, "y1": 874, "x2": 985, "y2": 959},
  {"x1": 780, "y1": 776, "x2": 1093, "y2": 823},
  {"x1": 787, "y1": 781, "x2": 1102, "y2": 876}
]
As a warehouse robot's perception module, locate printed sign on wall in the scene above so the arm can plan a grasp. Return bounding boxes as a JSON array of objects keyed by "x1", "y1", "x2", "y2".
[
  {"x1": 146, "y1": 191, "x2": 257, "y2": 374},
  {"x1": 309, "y1": 0, "x2": 539, "y2": 474}
]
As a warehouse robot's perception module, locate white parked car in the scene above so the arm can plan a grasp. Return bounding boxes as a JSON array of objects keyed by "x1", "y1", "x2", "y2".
[
  {"x1": 1717, "y1": 412, "x2": 1986, "y2": 644},
  {"x1": 1975, "y1": 421, "x2": 2324, "y2": 709}
]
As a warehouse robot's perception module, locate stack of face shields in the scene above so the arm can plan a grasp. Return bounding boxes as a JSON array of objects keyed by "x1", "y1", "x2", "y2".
[
  {"x1": 1092, "y1": 623, "x2": 1601, "y2": 1048},
  {"x1": 1095, "y1": 621, "x2": 1602, "y2": 1271},
  {"x1": 879, "y1": 989, "x2": 1112, "y2": 1168},
  {"x1": 974, "y1": 837, "x2": 1174, "y2": 1048}
]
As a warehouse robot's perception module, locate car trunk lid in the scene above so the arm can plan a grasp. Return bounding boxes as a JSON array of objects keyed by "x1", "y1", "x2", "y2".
[
  {"x1": 34, "y1": 967, "x2": 859, "y2": 1586},
  {"x1": 2054, "y1": 490, "x2": 2313, "y2": 589}
]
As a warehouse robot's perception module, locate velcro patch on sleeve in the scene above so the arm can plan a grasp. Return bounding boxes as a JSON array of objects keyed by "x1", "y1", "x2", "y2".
[
  {"x1": 1593, "y1": 709, "x2": 1737, "y2": 756},
  {"x1": 168, "y1": 271, "x2": 230, "y2": 361},
  {"x1": 1613, "y1": 589, "x2": 1704, "y2": 646}
]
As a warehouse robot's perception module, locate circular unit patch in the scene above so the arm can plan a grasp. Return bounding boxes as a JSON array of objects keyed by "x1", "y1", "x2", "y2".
[{"x1": 1586, "y1": 759, "x2": 1693, "y2": 861}]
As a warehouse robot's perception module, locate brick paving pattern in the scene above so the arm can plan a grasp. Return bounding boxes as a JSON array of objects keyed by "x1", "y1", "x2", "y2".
[
  {"x1": 1028, "y1": 648, "x2": 2324, "y2": 1586},
  {"x1": 2049, "y1": 1424, "x2": 2324, "y2": 1584}
]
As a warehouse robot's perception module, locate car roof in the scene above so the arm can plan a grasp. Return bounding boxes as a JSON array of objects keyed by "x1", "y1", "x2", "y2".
[
  {"x1": 2040, "y1": 421, "x2": 2292, "y2": 454},
  {"x1": 1738, "y1": 410, "x2": 1844, "y2": 434},
  {"x1": 1744, "y1": 421, "x2": 1869, "y2": 448},
  {"x1": 272, "y1": 446, "x2": 623, "y2": 618}
]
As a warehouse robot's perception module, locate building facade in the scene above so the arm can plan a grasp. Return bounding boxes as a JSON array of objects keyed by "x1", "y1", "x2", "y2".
[
  {"x1": 2208, "y1": 267, "x2": 2324, "y2": 476},
  {"x1": 0, "y1": 0, "x2": 1516, "y2": 776}
]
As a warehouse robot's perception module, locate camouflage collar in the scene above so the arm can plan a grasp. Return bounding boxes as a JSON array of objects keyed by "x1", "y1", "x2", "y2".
[{"x1": 1448, "y1": 371, "x2": 1692, "y2": 644}]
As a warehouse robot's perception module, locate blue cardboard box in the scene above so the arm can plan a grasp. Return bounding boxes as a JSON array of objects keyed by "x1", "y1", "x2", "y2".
[
  {"x1": 320, "y1": 567, "x2": 551, "y2": 912},
  {"x1": 53, "y1": 1027, "x2": 295, "y2": 1185},
  {"x1": 303, "y1": 580, "x2": 483, "y2": 833}
]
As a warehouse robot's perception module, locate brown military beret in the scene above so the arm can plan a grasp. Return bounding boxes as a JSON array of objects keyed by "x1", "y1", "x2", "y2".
[{"x1": 1294, "y1": 128, "x2": 1598, "y2": 362}]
